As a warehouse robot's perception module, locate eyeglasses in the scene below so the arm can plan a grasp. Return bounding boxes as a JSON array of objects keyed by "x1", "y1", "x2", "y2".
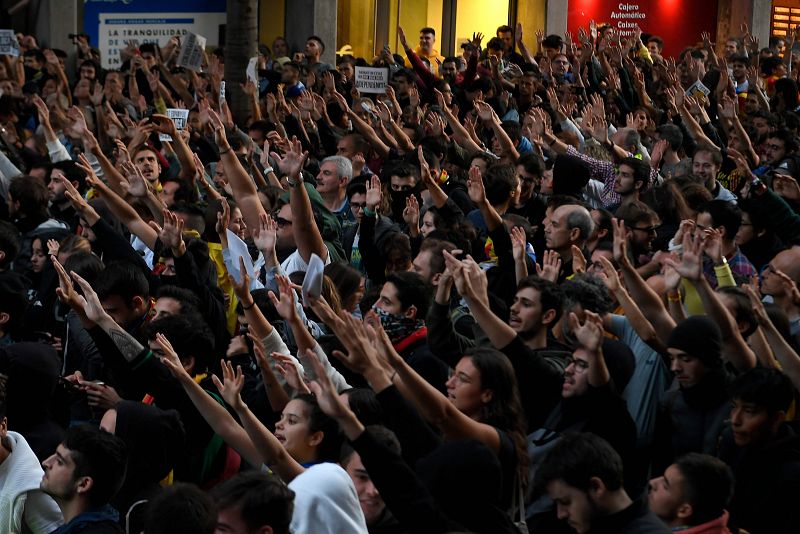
[
  {"x1": 275, "y1": 217, "x2": 293, "y2": 228},
  {"x1": 350, "y1": 202, "x2": 367, "y2": 210},
  {"x1": 631, "y1": 225, "x2": 660, "y2": 234}
]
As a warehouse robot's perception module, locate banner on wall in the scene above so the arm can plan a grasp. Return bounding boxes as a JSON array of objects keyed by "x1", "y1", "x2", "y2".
[
  {"x1": 566, "y1": 0, "x2": 719, "y2": 57},
  {"x1": 84, "y1": 0, "x2": 226, "y2": 69}
]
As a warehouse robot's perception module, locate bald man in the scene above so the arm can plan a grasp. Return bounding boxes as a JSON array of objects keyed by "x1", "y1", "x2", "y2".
[{"x1": 761, "y1": 246, "x2": 800, "y2": 339}]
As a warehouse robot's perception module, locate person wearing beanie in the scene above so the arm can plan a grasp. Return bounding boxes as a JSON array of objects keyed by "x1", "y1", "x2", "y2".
[{"x1": 652, "y1": 316, "x2": 732, "y2": 475}]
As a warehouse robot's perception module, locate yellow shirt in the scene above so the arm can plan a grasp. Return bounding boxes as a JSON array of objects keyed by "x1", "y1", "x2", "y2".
[{"x1": 404, "y1": 46, "x2": 446, "y2": 69}]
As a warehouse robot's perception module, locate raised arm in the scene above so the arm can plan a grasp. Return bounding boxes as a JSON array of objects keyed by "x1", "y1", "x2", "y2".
[
  {"x1": 613, "y1": 218, "x2": 676, "y2": 343},
  {"x1": 332, "y1": 91, "x2": 391, "y2": 158},
  {"x1": 149, "y1": 113, "x2": 197, "y2": 182},
  {"x1": 208, "y1": 108, "x2": 266, "y2": 232},
  {"x1": 75, "y1": 154, "x2": 159, "y2": 250},
  {"x1": 474, "y1": 100, "x2": 519, "y2": 161},
  {"x1": 435, "y1": 89, "x2": 483, "y2": 154},
  {"x1": 155, "y1": 333, "x2": 265, "y2": 467},
  {"x1": 213, "y1": 358, "x2": 305, "y2": 482},
  {"x1": 664, "y1": 231, "x2": 757, "y2": 372}
]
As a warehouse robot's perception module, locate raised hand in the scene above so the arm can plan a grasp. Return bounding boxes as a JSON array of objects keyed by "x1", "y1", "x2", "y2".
[
  {"x1": 47, "y1": 239, "x2": 60, "y2": 257},
  {"x1": 329, "y1": 312, "x2": 383, "y2": 376},
  {"x1": 149, "y1": 114, "x2": 178, "y2": 137},
  {"x1": 270, "y1": 136, "x2": 308, "y2": 179},
  {"x1": 572, "y1": 245, "x2": 587, "y2": 274},
  {"x1": 228, "y1": 256, "x2": 252, "y2": 300},
  {"x1": 216, "y1": 197, "x2": 231, "y2": 237},
  {"x1": 611, "y1": 217, "x2": 631, "y2": 267},
  {"x1": 51, "y1": 255, "x2": 82, "y2": 309},
  {"x1": 70, "y1": 270, "x2": 108, "y2": 324},
  {"x1": 597, "y1": 256, "x2": 621, "y2": 293},
  {"x1": 268, "y1": 274, "x2": 299, "y2": 322},
  {"x1": 397, "y1": 26, "x2": 409, "y2": 49},
  {"x1": 272, "y1": 352, "x2": 310, "y2": 394},
  {"x1": 473, "y1": 100, "x2": 496, "y2": 123},
  {"x1": 402, "y1": 194, "x2": 420, "y2": 230},
  {"x1": 251, "y1": 212, "x2": 277, "y2": 254},
  {"x1": 467, "y1": 165, "x2": 486, "y2": 205},
  {"x1": 569, "y1": 310, "x2": 605, "y2": 353},
  {"x1": 152, "y1": 209, "x2": 185, "y2": 250},
  {"x1": 365, "y1": 175, "x2": 382, "y2": 211},
  {"x1": 663, "y1": 230, "x2": 704, "y2": 282},
  {"x1": 510, "y1": 226, "x2": 527, "y2": 263},
  {"x1": 306, "y1": 348, "x2": 354, "y2": 421},
  {"x1": 212, "y1": 359, "x2": 245, "y2": 410},
  {"x1": 535, "y1": 249, "x2": 562, "y2": 283}
]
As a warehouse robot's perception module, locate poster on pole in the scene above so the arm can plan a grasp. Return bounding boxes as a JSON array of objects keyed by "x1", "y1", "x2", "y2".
[
  {"x1": 159, "y1": 108, "x2": 190, "y2": 142},
  {"x1": 246, "y1": 57, "x2": 259, "y2": 86},
  {"x1": 0, "y1": 30, "x2": 19, "y2": 56},
  {"x1": 354, "y1": 67, "x2": 389, "y2": 94},
  {"x1": 177, "y1": 32, "x2": 206, "y2": 71}
]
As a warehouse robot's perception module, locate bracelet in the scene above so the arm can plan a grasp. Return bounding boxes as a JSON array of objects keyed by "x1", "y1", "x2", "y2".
[
  {"x1": 219, "y1": 147, "x2": 231, "y2": 155},
  {"x1": 363, "y1": 206, "x2": 376, "y2": 217},
  {"x1": 242, "y1": 301, "x2": 256, "y2": 310},
  {"x1": 667, "y1": 292, "x2": 682, "y2": 303},
  {"x1": 263, "y1": 166, "x2": 274, "y2": 174},
  {"x1": 286, "y1": 176, "x2": 301, "y2": 188}
]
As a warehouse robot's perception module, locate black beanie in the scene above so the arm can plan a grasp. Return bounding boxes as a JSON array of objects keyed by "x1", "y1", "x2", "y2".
[{"x1": 667, "y1": 316, "x2": 722, "y2": 368}]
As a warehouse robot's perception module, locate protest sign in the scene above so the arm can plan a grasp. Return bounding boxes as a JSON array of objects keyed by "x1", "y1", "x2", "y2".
[
  {"x1": 159, "y1": 108, "x2": 190, "y2": 141},
  {"x1": 354, "y1": 66, "x2": 389, "y2": 94}
]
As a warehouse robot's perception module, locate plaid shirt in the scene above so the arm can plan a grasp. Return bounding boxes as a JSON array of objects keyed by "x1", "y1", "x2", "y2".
[
  {"x1": 566, "y1": 146, "x2": 659, "y2": 209},
  {"x1": 703, "y1": 247, "x2": 757, "y2": 288}
]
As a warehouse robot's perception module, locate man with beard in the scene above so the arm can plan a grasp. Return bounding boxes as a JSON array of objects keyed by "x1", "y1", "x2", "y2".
[
  {"x1": 614, "y1": 201, "x2": 660, "y2": 275},
  {"x1": 46, "y1": 161, "x2": 87, "y2": 232},
  {"x1": 697, "y1": 200, "x2": 756, "y2": 287},
  {"x1": 648, "y1": 453, "x2": 734, "y2": 533},
  {"x1": 609, "y1": 157, "x2": 650, "y2": 210},
  {"x1": 452, "y1": 272, "x2": 570, "y2": 430}
]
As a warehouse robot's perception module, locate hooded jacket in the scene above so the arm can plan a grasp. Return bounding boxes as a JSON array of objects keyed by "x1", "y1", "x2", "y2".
[
  {"x1": 288, "y1": 463, "x2": 369, "y2": 534},
  {"x1": 678, "y1": 510, "x2": 731, "y2": 534}
]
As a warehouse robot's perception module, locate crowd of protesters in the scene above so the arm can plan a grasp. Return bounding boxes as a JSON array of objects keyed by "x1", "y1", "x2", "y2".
[{"x1": 1, "y1": 17, "x2": 800, "y2": 534}]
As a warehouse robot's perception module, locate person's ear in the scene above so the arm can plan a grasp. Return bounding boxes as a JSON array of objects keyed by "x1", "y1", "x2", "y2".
[
  {"x1": 587, "y1": 476, "x2": 606, "y2": 500},
  {"x1": 676, "y1": 502, "x2": 693, "y2": 520},
  {"x1": 771, "y1": 410, "x2": 787, "y2": 433},
  {"x1": 308, "y1": 430, "x2": 324, "y2": 448},
  {"x1": 404, "y1": 304, "x2": 417, "y2": 320},
  {"x1": 0, "y1": 250, "x2": 5, "y2": 264},
  {"x1": 569, "y1": 226, "x2": 581, "y2": 242},
  {"x1": 541, "y1": 308, "x2": 557, "y2": 327},
  {"x1": 75, "y1": 475, "x2": 94, "y2": 497},
  {"x1": 480, "y1": 388, "x2": 494, "y2": 404},
  {"x1": 431, "y1": 273, "x2": 442, "y2": 287},
  {"x1": 131, "y1": 295, "x2": 146, "y2": 313},
  {"x1": 0, "y1": 312, "x2": 9, "y2": 327},
  {"x1": 181, "y1": 355, "x2": 196, "y2": 376}
]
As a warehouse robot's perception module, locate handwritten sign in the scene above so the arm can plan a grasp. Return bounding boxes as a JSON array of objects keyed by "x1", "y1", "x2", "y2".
[
  {"x1": 177, "y1": 32, "x2": 206, "y2": 71},
  {"x1": 354, "y1": 66, "x2": 389, "y2": 94}
]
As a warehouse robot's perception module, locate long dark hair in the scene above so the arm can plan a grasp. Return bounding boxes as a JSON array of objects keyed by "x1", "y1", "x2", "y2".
[{"x1": 464, "y1": 347, "x2": 530, "y2": 490}]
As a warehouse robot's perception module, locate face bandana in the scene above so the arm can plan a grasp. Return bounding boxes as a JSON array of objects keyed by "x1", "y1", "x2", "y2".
[{"x1": 372, "y1": 305, "x2": 424, "y2": 345}]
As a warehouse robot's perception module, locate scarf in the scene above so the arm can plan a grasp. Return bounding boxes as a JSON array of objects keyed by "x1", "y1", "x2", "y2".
[{"x1": 372, "y1": 306, "x2": 425, "y2": 345}]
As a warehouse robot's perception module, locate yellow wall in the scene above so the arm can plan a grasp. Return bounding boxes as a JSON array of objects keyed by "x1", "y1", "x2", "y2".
[
  {"x1": 454, "y1": 0, "x2": 509, "y2": 50},
  {"x1": 517, "y1": 0, "x2": 546, "y2": 43},
  {"x1": 397, "y1": 0, "x2": 443, "y2": 53},
  {"x1": 338, "y1": 0, "x2": 377, "y2": 58},
  {"x1": 259, "y1": 0, "x2": 286, "y2": 49}
]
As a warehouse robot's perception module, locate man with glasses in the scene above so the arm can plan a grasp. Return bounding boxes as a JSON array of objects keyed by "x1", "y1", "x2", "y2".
[
  {"x1": 615, "y1": 200, "x2": 661, "y2": 275},
  {"x1": 759, "y1": 246, "x2": 800, "y2": 343}
]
